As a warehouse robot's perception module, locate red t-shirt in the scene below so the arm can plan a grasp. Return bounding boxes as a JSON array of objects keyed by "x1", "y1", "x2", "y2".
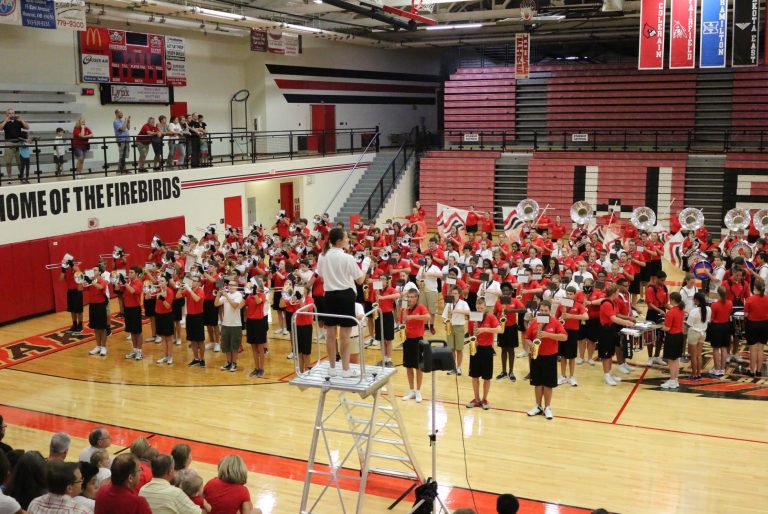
[
  {"x1": 725, "y1": 279, "x2": 750, "y2": 304},
  {"x1": 480, "y1": 217, "x2": 495, "y2": 233},
  {"x1": 63, "y1": 267, "x2": 78, "y2": 290},
  {"x1": 87, "y1": 277, "x2": 109, "y2": 304},
  {"x1": 154, "y1": 287, "x2": 174, "y2": 314},
  {"x1": 245, "y1": 293, "x2": 266, "y2": 319},
  {"x1": 587, "y1": 289, "x2": 606, "y2": 319},
  {"x1": 183, "y1": 287, "x2": 205, "y2": 315},
  {"x1": 599, "y1": 299, "x2": 616, "y2": 326},
  {"x1": 710, "y1": 299, "x2": 733, "y2": 323},
  {"x1": 493, "y1": 298, "x2": 525, "y2": 326},
  {"x1": 72, "y1": 126, "x2": 92, "y2": 149},
  {"x1": 465, "y1": 211, "x2": 479, "y2": 226},
  {"x1": 203, "y1": 478, "x2": 251, "y2": 514},
  {"x1": 294, "y1": 297, "x2": 316, "y2": 326},
  {"x1": 664, "y1": 305, "x2": 684, "y2": 334},
  {"x1": 550, "y1": 223, "x2": 566, "y2": 241},
  {"x1": 557, "y1": 301, "x2": 587, "y2": 331},
  {"x1": 135, "y1": 460, "x2": 152, "y2": 492},
  {"x1": 202, "y1": 273, "x2": 220, "y2": 301},
  {"x1": 745, "y1": 294, "x2": 768, "y2": 321},
  {"x1": 377, "y1": 286, "x2": 398, "y2": 313},
  {"x1": 137, "y1": 123, "x2": 155, "y2": 144},
  {"x1": 404, "y1": 303, "x2": 428, "y2": 339},
  {"x1": 615, "y1": 293, "x2": 631, "y2": 317},
  {"x1": 645, "y1": 284, "x2": 668, "y2": 311},
  {"x1": 95, "y1": 484, "x2": 152, "y2": 514},
  {"x1": 475, "y1": 313, "x2": 500, "y2": 346},
  {"x1": 525, "y1": 317, "x2": 566, "y2": 356},
  {"x1": 123, "y1": 278, "x2": 143, "y2": 308}
]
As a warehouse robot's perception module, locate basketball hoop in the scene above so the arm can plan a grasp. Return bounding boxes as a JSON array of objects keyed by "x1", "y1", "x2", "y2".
[
  {"x1": 520, "y1": 0, "x2": 537, "y2": 21},
  {"x1": 414, "y1": 0, "x2": 436, "y2": 14}
]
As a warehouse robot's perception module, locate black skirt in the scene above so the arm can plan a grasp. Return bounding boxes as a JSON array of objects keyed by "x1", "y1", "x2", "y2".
[
  {"x1": 186, "y1": 313, "x2": 205, "y2": 342},
  {"x1": 530, "y1": 354, "x2": 558, "y2": 388},
  {"x1": 663, "y1": 333, "x2": 684, "y2": 360},
  {"x1": 124, "y1": 306, "x2": 143, "y2": 335},
  {"x1": 708, "y1": 322, "x2": 730, "y2": 348},
  {"x1": 155, "y1": 312, "x2": 174, "y2": 337},
  {"x1": 246, "y1": 317, "x2": 268, "y2": 345},
  {"x1": 88, "y1": 301, "x2": 108, "y2": 330}
]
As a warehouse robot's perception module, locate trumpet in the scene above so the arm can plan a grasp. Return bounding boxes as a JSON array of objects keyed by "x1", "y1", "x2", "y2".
[
  {"x1": 73, "y1": 271, "x2": 84, "y2": 285},
  {"x1": 143, "y1": 284, "x2": 160, "y2": 296},
  {"x1": 467, "y1": 335, "x2": 477, "y2": 356},
  {"x1": 499, "y1": 315, "x2": 507, "y2": 325},
  {"x1": 110, "y1": 270, "x2": 126, "y2": 285}
]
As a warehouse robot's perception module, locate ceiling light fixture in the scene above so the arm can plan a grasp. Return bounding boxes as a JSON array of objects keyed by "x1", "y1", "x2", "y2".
[
  {"x1": 284, "y1": 22, "x2": 322, "y2": 33},
  {"x1": 194, "y1": 6, "x2": 245, "y2": 21},
  {"x1": 424, "y1": 23, "x2": 483, "y2": 30}
]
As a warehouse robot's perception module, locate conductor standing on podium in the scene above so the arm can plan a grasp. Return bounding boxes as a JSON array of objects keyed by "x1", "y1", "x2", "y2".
[{"x1": 317, "y1": 228, "x2": 366, "y2": 378}]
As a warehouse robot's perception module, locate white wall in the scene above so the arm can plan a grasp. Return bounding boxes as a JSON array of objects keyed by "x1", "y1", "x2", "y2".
[
  {"x1": 1, "y1": 153, "x2": 373, "y2": 245},
  {"x1": 375, "y1": 157, "x2": 416, "y2": 224}
]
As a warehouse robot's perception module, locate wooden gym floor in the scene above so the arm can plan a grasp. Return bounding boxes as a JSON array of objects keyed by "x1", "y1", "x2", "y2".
[{"x1": 1, "y1": 267, "x2": 767, "y2": 514}]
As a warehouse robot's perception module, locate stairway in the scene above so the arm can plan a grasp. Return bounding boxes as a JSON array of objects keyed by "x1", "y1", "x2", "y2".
[
  {"x1": 334, "y1": 150, "x2": 399, "y2": 224},
  {"x1": 692, "y1": 70, "x2": 733, "y2": 150},
  {"x1": 494, "y1": 153, "x2": 531, "y2": 226},
  {"x1": 685, "y1": 155, "x2": 726, "y2": 236}
]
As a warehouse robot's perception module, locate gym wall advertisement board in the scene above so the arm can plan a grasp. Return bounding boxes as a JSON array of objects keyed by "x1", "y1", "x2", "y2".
[
  {"x1": 78, "y1": 27, "x2": 187, "y2": 86},
  {"x1": 0, "y1": 0, "x2": 85, "y2": 30}
]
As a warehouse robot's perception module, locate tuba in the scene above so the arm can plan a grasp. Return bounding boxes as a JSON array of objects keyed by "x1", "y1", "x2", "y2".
[
  {"x1": 631, "y1": 206, "x2": 657, "y2": 231},
  {"x1": 753, "y1": 208, "x2": 768, "y2": 235},
  {"x1": 570, "y1": 201, "x2": 593, "y2": 226},
  {"x1": 679, "y1": 207, "x2": 705, "y2": 231},
  {"x1": 516, "y1": 198, "x2": 540, "y2": 222},
  {"x1": 724, "y1": 208, "x2": 751, "y2": 231}
]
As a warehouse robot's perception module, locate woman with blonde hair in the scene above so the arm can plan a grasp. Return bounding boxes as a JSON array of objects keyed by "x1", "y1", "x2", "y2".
[
  {"x1": 203, "y1": 455, "x2": 257, "y2": 514},
  {"x1": 71, "y1": 117, "x2": 93, "y2": 174}
]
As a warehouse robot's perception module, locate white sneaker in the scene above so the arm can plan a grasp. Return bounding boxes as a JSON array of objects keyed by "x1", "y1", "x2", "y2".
[
  {"x1": 214, "y1": 343, "x2": 221, "y2": 352},
  {"x1": 733, "y1": 355, "x2": 747, "y2": 364},
  {"x1": 402, "y1": 390, "x2": 416, "y2": 401},
  {"x1": 414, "y1": 391, "x2": 422, "y2": 403},
  {"x1": 206, "y1": 342, "x2": 215, "y2": 350},
  {"x1": 89, "y1": 347, "x2": 101, "y2": 355},
  {"x1": 456, "y1": 367, "x2": 462, "y2": 376},
  {"x1": 568, "y1": 376, "x2": 578, "y2": 387},
  {"x1": 618, "y1": 363, "x2": 633, "y2": 374},
  {"x1": 588, "y1": 358, "x2": 596, "y2": 366},
  {"x1": 125, "y1": 334, "x2": 132, "y2": 340},
  {"x1": 125, "y1": 349, "x2": 137, "y2": 359},
  {"x1": 604, "y1": 374, "x2": 617, "y2": 386},
  {"x1": 134, "y1": 351, "x2": 143, "y2": 361},
  {"x1": 575, "y1": 357, "x2": 584, "y2": 365},
  {"x1": 370, "y1": 339, "x2": 381, "y2": 347},
  {"x1": 610, "y1": 374, "x2": 622, "y2": 382},
  {"x1": 624, "y1": 363, "x2": 636, "y2": 371},
  {"x1": 647, "y1": 358, "x2": 655, "y2": 366},
  {"x1": 557, "y1": 375, "x2": 567, "y2": 385},
  {"x1": 154, "y1": 336, "x2": 162, "y2": 343},
  {"x1": 99, "y1": 346, "x2": 107, "y2": 357},
  {"x1": 342, "y1": 368, "x2": 360, "y2": 378},
  {"x1": 661, "y1": 380, "x2": 679, "y2": 389},
  {"x1": 145, "y1": 336, "x2": 156, "y2": 342},
  {"x1": 527, "y1": 405, "x2": 543, "y2": 416},
  {"x1": 174, "y1": 338, "x2": 182, "y2": 346},
  {"x1": 327, "y1": 366, "x2": 340, "y2": 377},
  {"x1": 318, "y1": 332, "x2": 326, "y2": 340},
  {"x1": 156, "y1": 357, "x2": 168, "y2": 364},
  {"x1": 543, "y1": 406, "x2": 554, "y2": 420},
  {"x1": 166, "y1": 357, "x2": 173, "y2": 365},
  {"x1": 653, "y1": 357, "x2": 666, "y2": 365},
  {"x1": 516, "y1": 349, "x2": 529, "y2": 358},
  {"x1": 287, "y1": 352, "x2": 295, "y2": 359}
]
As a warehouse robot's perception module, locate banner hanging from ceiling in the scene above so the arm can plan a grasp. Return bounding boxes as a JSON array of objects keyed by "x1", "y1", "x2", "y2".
[
  {"x1": 250, "y1": 28, "x2": 300, "y2": 56},
  {"x1": 732, "y1": 0, "x2": 760, "y2": 66},
  {"x1": 515, "y1": 33, "x2": 529, "y2": 79},
  {"x1": 54, "y1": 0, "x2": 85, "y2": 31},
  {"x1": 699, "y1": 0, "x2": 727, "y2": 68},
  {"x1": 21, "y1": 0, "x2": 55, "y2": 29},
  {"x1": 669, "y1": 0, "x2": 696, "y2": 68},
  {"x1": 638, "y1": 0, "x2": 666, "y2": 69}
]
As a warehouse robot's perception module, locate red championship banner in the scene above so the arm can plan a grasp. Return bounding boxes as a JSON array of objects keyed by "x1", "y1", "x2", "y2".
[
  {"x1": 639, "y1": 0, "x2": 667, "y2": 69},
  {"x1": 515, "y1": 33, "x2": 530, "y2": 79},
  {"x1": 669, "y1": 0, "x2": 697, "y2": 67}
]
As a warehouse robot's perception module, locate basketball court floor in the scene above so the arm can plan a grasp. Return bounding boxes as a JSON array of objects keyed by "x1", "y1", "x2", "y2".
[{"x1": 0, "y1": 264, "x2": 766, "y2": 514}]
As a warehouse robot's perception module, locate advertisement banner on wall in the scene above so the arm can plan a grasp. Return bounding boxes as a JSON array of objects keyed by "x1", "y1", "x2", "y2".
[
  {"x1": 54, "y1": 0, "x2": 85, "y2": 31},
  {"x1": 101, "y1": 84, "x2": 173, "y2": 104},
  {"x1": 515, "y1": 33, "x2": 529, "y2": 79},
  {"x1": 732, "y1": 0, "x2": 760, "y2": 66},
  {"x1": 265, "y1": 31, "x2": 300, "y2": 56},
  {"x1": 80, "y1": 53, "x2": 110, "y2": 82},
  {"x1": 250, "y1": 28, "x2": 267, "y2": 52},
  {"x1": 669, "y1": 0, "x2": 696, "y2": 68},
  {"x1": 0, "y1": 0, "x2": 22, "y2": 25},
  {"x1": 164, "y1": 35, "x2": 186, "y2": 86},
  {"x1": 638, "y1": 0, "x2": 666, "y2": 69},
  {"x1": 21, "y1": 0, "x2": 55, "y2": 29},
  {"x1": 699, "y1": 0, "x2": 727, "y2": 67},
  {"x1": 283, "y1": 33, "x2": 299, "y2": 56}
]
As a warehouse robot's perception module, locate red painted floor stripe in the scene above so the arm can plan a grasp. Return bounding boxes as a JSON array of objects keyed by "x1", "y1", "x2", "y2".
[
  {"x1": 0, "y1": 402, "x2": 589, "y2": 514},
  {"x1": 612, "y1": 367, "x2": 648, "y2": 424}
]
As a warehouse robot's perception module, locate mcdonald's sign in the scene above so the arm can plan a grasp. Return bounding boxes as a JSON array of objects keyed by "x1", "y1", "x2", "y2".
[{"x1": 79, "y1": 27, "x2": 109, "y2": 54}]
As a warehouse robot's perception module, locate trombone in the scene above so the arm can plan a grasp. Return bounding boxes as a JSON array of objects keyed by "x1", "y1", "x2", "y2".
[{"x1": 45, "y1": 261, "x2": 81, "y2": 270}]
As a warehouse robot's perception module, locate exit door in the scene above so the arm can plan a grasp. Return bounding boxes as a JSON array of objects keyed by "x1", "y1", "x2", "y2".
[
  {"x1": 223, "y1": 196, "x2": 242, "y2": 229},
  {"x1": 280, "y1": 182, "x2": 294, "y2": 220},
  {"x1": 311, "y1": 104, "x2": 336, "y2": 154}
]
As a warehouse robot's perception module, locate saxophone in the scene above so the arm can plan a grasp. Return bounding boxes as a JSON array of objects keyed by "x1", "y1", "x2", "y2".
[
  {"x1": 531, "y1": 317, "x2": 545, "y2": 360},
  {"x1": 445, "y1": 303, "x2": 453, "y2": 336},
  {"x1": 468, "y1": 335, "x2": 477, "y2": 356},
  {"x1": 372, "y1": 302, "x2": 379, "y2": 320}
]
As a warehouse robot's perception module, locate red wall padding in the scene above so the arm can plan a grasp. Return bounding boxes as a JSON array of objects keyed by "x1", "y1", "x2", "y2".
[{"x1": 0, "y1": 216, "x2": 185, "y2": 325}]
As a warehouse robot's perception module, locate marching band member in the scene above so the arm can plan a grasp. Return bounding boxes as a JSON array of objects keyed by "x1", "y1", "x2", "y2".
[
  {"x1": 524, "y1": 300, "x2": 567, "y2": 420},
  {"x1": 598, "y1": 284, "x2": 635, "y2": 386},
  {"x1": 401, "y1": 289, "x2": 430, "y2": 402},
  {"x1": 59, "y1": 255, "x2": 84, "y2": 334},
  {"x1": 686, "y1": 292, "x2": 710, "y2": 380},
  {"x1": 154, "y1": 275, "x2": 176, "y2": 365},
  {"x1": 117, "y1": 267, "x2": 144, "y2": 360},
  {"x1": 416, "y1": 254, "x2": 442, "y2": 334},
  {"x1": 375, "y1": 276, "x2": 400, "y2": 368},
  {"x1": 580, "y1": 274, "x2": 605, "y2": 365},
  {"x1": 724, "y1": 267, "x2": 749, "y2": 364},
  {"x1": 142, "y1": 265, "x2": 160, "y2": 343},
  {"x1": 744, "y1": 279, "x2": 768, "y2": 377},
  {"x1": 748, "y1": 252, "x2": 768, "y2": 291},
  {"x1": 168, "y1": 267, "x2": 184, "y2": 345},
  {"x1": 110, "y1": 247, "x2": 129, "y2": 318},
  {"x1": 614, "y1": 278, "x2": 637, "y2": 374},
  {"x1": 442, "y1": 285, "x2": 470, "y2": 375},
  {"x1": 292, "y1": 291, "x2": 316, "y2": 374},
  {"x1": 201, "y1": 263, "x2": 222, "y2": 352},
  {"x1": 215, "y1": 280, "x2": 246, "y2": 373},
  {"x1": 178, "y1": 275, "x2": 206, "y2": 368},
  {"x1": 493, "y1": 282, "x2": 525, "y2": 381},
  {"x1": 661, "y1": 292, "x2": 686, "y2": 389},
  {"x1": 645, "y1": 271, "x2": 668, "y2": 366},
  {"x1": 704, "y1": 255, "x2": 727, "y2": 297},
  {"x1": 625, "y1": 240, "x2": 646, "y2": 305},
  {"x1": 708, "y1": 286, "x2": 732, "y2": 377},
  {"x1": 679, "y1": 273, "x2": 698, "y2": 313},
  {"x1": 85, "y1": 266, "x2": 110, "y2": 357},
  {"x1": 244, "y1": 279, "x2": 268, "y2": 377},
  {"x1": 270, "y1": 260, "x2": 288, "y2": 336},
  {"x1": 466, "y1": 296, "x2": 503, "y2": 410},
  {"x1": 556, "y1": 286, "x2": 588, "y2": 386}
]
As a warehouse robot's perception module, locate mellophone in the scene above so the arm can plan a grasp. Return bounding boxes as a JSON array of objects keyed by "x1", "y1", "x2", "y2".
[{"x1": 620, "y1": 321, "x2": 663, "y2": 359}]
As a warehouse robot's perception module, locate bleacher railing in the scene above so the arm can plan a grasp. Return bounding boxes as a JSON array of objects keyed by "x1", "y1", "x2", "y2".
[
  {"x1": 442, "y1": 129, "x2": 768, "y2": 153},
  {"x1": 0, "y1": 127, "x2": 379, "y2": 186}
]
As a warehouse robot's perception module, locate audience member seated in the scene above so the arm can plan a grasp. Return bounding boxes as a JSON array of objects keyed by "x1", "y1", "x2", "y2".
[
  {"x1": 0, "y1": 452, "x2": 23, "y2": 514},
  {"x1": 89, "y1": 450, "x2": 111, "y2": 486},
  {"x1": 171, "y1": 443, "x2": 200, "y2": 485},
  {"x1": 497, "y1": 493, "x2": 519, "y2": 514},
  {"x1": 74, "y1": 462, "x2": 100, "y2": 511},
  {"x1": 178, "y1": 474, "x2": 210, "y2": 513},
  {"x1": 0, "y1": 416, "x2": 12, "y2": 455},
  {"x1": 139, "y1": 453, "x2": 201, "y2": 514},
  {"x1": 27, "y1": 460, "x2": 91, "y2": 514},
  {"x1": 78, "y1": 428, "x2": 111, "y2": 464},
  {"x1": 48, "y1": 432, "x2": 71, "y2": 461},
  {"x1": 136, "y1": 447, "x2": 159, "y2": 492},
  {"x1": 203, "y1": 455, "x2": 259, "y2": 514},
  {"x1": 130, "y1": 437, "x2": 152, "y2": 461},
  {"x1": 94, "y1": 454, "x2": 151, "y2": 514},
  {"x1": 5, "y1": 451, "x2": 48, "y2": 510}
]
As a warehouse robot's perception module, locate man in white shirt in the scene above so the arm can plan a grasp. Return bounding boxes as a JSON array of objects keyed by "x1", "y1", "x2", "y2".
[
  {"x1": 417, "y1": 255, "x2": 442, "y2": 333},
  {"x1": 139, "y1": 454, "x2": 201, "y2": 514},
  {"x1": 524, "y1": 248, "x2": 543, "y2": 269},
  {"x1": 442, "y1": 286, "x2": 470, "y2": 375},
  {"x1": 215, "y1": 280, "x2": 245, "y2": 373},
  {"x1": 28, "y1": 461, "x2": 90, "y2": 514},
  {"x1": 0, "y1": 451, "x2": 22, "y2": 514},
  {"x1": 706, "y1": 255, "x2": 726, "y2": 295},
  {"x1": 78, "y1": 428, "x2": 111, "y2": 464}
]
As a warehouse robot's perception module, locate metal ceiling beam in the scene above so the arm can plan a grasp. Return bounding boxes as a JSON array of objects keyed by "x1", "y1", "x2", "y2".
[{"x1": 321, "y1": 0, "x2": 417, "y2": 30}]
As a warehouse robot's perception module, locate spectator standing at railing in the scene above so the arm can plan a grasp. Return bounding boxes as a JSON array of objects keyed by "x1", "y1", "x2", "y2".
[
  {"x1": 18, "y1": 133, "x2": 31, "y2": 184},
  {"x1": 136, "y1": 117, "x2": 158, "y2": 173},
  {"x1": 54, "y1": 127, "x2": 66, "y2": 176},
  {"x1": 187, "y1": 113, "x2": 202, "y2": 168},
  {"x1": 72, "y1": 118, "x2": 94, "y2": 175},
  {"x1": 153, "y1": 115, "x2": 168, "y2": 171},
  {"x1": 113, "y1": 110, "x2": 131, "y2": 174},
  {"x1": 166, "y1": 116, "x2": 184, "y2": 170},
  {"x1": 197, "y1": 114, "x2": 209, "y2": 166},
  {"x1": 1, "y1": 108, "x2": 29, "y2": 183}
]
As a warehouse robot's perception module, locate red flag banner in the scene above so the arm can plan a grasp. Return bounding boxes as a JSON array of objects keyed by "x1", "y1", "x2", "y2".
[
  {"x1": 639, "y1": 0, "x2": 667, "y2": 69},
  {"x1": 515, "y1": 33, "x2": 530, "y2": 79},
  {"x1": 670, "y1": 0, "x2": 697, "y2": 68}
]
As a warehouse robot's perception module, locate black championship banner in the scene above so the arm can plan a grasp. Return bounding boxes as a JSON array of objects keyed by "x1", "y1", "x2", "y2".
[{"x1": 732, "y1": 0, "x2": 760, "y2": 66}]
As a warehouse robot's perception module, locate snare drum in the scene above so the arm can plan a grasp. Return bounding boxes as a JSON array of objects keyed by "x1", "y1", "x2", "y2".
[
  {"x1": 733, "y1": 311, "x2": 746, "y2": 340},
  {"x1": 620, "y1": 327, "x2": 643, "y2": 359}
]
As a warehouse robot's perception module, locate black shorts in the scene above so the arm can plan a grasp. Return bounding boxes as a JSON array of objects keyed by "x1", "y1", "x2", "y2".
[
  {"x1": 272, "y1": 290, "x2": 284, "y2": 311},
  {"x1": 629, "y1": 277, "x2": 641, "y2": 294},
  {"x1": 203, "y1": 299, "x2": 218, "y2": 326},
  {"x1": 708, "y1": 322, "x2": 731, "y2": 348},
  {"x1": 530, "y1": 354, "x2": 558, "y2": 388},
  {"x1": 597, "y1": 324, "x2": 618, "y2": 359},
  {"x1": 143, "y1": 298, "x2": 156, "y2": 317},
  {"x1": 585, "y1": 318, "x2": 601, "y2": 342},
  {"x1": 466, "y1": 224, "x2": 478, "y2": 234},
  {"x1": 375, "y1": 311, "x2": 395, "y2": 342},
  {"x1": 467, "y1": 292, "x2": 478, "y2": 312},
  {"x1": 497, "y1": 324, "x2": 519, "y2": 348},
  {"x1": 323, "y1": 289, "x2": 357, "y2": 327},
  {"x1": 638, "y1": 264, "x2": 650, "y2": 283},
  {"x1": 559, "y1": 329, "x2": 579, "y2": 359},
  {"x1": 745, "y1": 319, "x2": 768, "y2": 345},
  {"x1": 314, "y1": 295, "x2": 326, "y2": 323},
  {"x1": 155, "y1": 312, "x2": 174, "y2": 336},
  {"x1": 246, "y1": 317, "x2": 268, "y2": 344},
  {"x1": 577, "y1": 320, "x2": 587, "y2": 340},
  {"x1": 648, "y1": 259, "x2": 662, "y2": 276},
  {"x1": 516, "y1": 314, "x2": 527, "y2": 334},
  {"x1": 285, "y1": 311, "x2": 293, "y2": 333},
  {"x1": 172, "y1": 298, "x2": 185, "y2": 321},
  {"x1": 186, "y1": 313, "x2": 205, "y2": 342},
  {"x1": 296, "y1": 324, "x2": 313, "y2": 355},
  {"x1": 469, "y1": 345, "x2": 494, "y2": 380},
  {"x1": 67, "y1": 289, "x2": 83, "y2": 314},
  {"x1": 124, "y1": 306, "x2": 143, "y2": 335},
  {"x1": 403, "y1": 337, "x2": 422, "y2": 369},
  {"x1": 364, "y1": 301, "x2": 374, "y2": 317},
  {"x1": 88, "y1": 301, "x2": 108, "y2": 330},
  {"x1": 663, "y1": 333, "x2": 684, "y2": 360}
]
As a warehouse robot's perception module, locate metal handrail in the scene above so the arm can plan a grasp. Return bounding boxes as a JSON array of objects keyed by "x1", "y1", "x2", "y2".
[{"x1": 322, "y1": 129, "x2": 381, "y2": 216}]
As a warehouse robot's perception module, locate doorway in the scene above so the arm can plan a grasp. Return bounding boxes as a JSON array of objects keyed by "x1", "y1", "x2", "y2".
[{"x1": 311, "y1": 104, "x2": 336, "y2": 154}]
